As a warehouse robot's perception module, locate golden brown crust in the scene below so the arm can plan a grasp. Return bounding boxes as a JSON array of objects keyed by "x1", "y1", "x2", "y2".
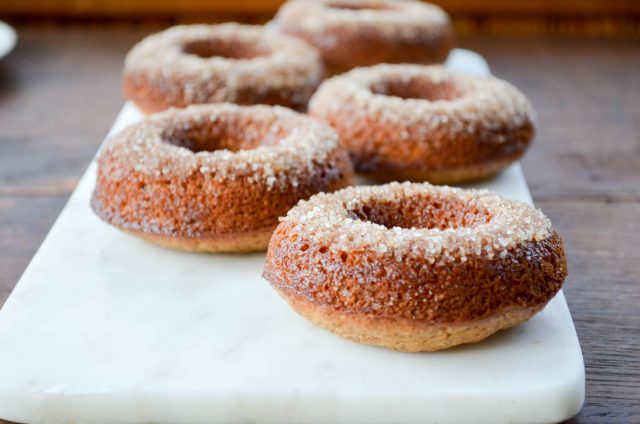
[
  {"x1": 123, "y1": 24, "x2": 324, "y2": 113},
  {"x1": 358, "y1": 156, "x2": 521, "y2": 185},
  {"x1": 274, "y1": 0, "x2": 454, "y2": 75},
  {"x1": 309, "y1": 65, "x2": 536, "y2": 184},
  {"x1": 124, "y1": 76, "x2": 313, "y2": 114},
  {"x1": 121, "y1": 226, "x2": 274, "y2": 253},
  {"x1": 263, "y1": 183, "x2": 567, "y2": 351},
  {"x1": 92, "y1": 175, "x2": 353, "y2": 252},
  {"x1": 276, "y1": 288, "x2": 541, "y2": 352},
  {"x1": 92, "y1": 104, "x2": 355, "y2": 252},
  {"x1": 266, "y1": 226, "x2": 566, "y2": 324}
]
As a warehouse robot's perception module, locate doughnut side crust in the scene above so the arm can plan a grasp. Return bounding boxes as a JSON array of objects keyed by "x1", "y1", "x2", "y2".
[
  {"x1": 92, "y1": 168, "x2": 352, "y2": 252},
  {"x1": 122, "y1": 226, "x2": 274, "y2": 253},
  {"x1": 274, "y1": 0, "x2": 454, "y2": 75},
  {"x1": 123, "y1": 74, "x2": 317, "y2": 115},
  {"x1": 275, "y1": 289, "x2": 541, "y2": 352},
  {"x1": 265, "y1": 226, "x2": 565, "y2": 351}
]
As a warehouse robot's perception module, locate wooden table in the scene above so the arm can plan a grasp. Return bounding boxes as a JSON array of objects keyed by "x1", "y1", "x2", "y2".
[{"x1": 0, "y1": 26, "x2": 638, "y2": 423}]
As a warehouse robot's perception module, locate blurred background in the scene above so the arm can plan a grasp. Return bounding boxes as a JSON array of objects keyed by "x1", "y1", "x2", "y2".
[
  {"x1": 0, "y1": 2, "x2": 638, "y2": 423},
  {"x1": 1, "y1": 0, "x2": 639, "y2": 33}
]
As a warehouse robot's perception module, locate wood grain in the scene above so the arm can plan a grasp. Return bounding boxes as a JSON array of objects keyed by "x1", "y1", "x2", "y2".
[
  {"x1": 0, "y1": 26, "x2": 638, "y2": 423},
  {"x1": 462, "y1": 37, "x2": 640, "y2": 201},
  {"x1": 2, "y1": 1, "x2": 639, "y2": 36},
  {"x1": 2, "y1": 0, "x2": 639, "y2": 16}
]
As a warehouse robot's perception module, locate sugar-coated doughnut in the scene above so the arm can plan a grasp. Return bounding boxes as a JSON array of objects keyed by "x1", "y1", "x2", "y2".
[
  {"x1": 123, "y1": 24, "x2": 323, "y2": 113},
  {"x1": 309, "y1": 64, "x2": 536, "y2": 184},
  {"x1": 263, "y1": 182, "x2": 566, "y2": 352},
  {"x1": 273, "y1": 0, "x2": 454, "y2": 75},
  {"x1": 92, "y1": 104, "x2": 354, "y2": 252}
]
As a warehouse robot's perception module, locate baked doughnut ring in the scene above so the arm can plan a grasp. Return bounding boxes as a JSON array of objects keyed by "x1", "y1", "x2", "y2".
[
  {"x1": 123, "y1": 23, "x2": 323, "y2": 113},
  {"x1": 273, "y1": 0, "x2": 454, "y2": 75},
  {"x1": 92, "y1": 104, "x2": 354, "y2": 253},
  {"x1": 309, "y1": 64, "x2": 536, "y2": 184},
  {"x1": 263, "y1": 182, "x2": 567, "y2": 352}
]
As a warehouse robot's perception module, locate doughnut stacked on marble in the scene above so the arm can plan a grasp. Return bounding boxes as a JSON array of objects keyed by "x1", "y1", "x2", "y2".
[
  {"x1": 273, "y1": 0, "x2": 454, "y2": 75},
  {"x1": 263, "y1": 182, "x2": 567, "y2": 352},
  {"x1": 123, "y1": 23, "x2": 323, "y2": 113},
  {"x1": 309, "y1": 64, "x2": 536, "y2": 184},
  {"x1": 92, "y1": 104, "x2": 354, "y2": 252}
]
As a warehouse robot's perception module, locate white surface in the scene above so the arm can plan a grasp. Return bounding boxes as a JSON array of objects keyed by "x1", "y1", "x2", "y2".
[
  {"x1": 444, "y1": 48, "x2": 491, "y2": 76},
  {"x1": 0, "y1": 49, "x2": 584, "y2": 424},
  {"x1": 0, "y1": 21, "x2": 16, "y2": 60}
]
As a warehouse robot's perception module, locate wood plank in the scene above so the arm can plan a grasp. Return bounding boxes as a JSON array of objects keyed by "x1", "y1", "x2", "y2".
[
  {"x1": 463, "y1": 36, "x2": 640, "y2": 201},
  {"x1": 2, "y1": 2, "x2": 638, "y2": 36},
  {"x1": 0, "y1": 195, "x2": 68, "y2": 308},
  {"x1": 0, "y1": 26, "x2": 152, "y2": 196},
  {"x1": 1, "y1": 0, "x2": 639, "y2": 16},
  {"x1": 536, "y1": 200, "x2": 640, "y2": 424}
]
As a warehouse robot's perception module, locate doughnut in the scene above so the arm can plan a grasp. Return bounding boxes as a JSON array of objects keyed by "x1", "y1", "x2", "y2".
[
  {"x1": 309, "y1": 64, "x2": 536, "y2": 184},
  {"x1": 263, "y1": 182, "x2": 567, "y2": 352},
  {"x1": 123, "y1": 23, "x2": 323, "y2": 113},
  {"x1": 273, "y1": 0, "x2": 454, "y2": 75},
  {"x1": 91, "y1": 104, "x2": 354, "y2": 253}
]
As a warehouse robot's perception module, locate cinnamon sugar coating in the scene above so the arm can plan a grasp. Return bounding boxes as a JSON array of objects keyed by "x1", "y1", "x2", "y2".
[
  {"x1": 309, "y1": 64, "x2": 536, "y2": 184},
  {"x1": 92, "y1": 104, "x2": 354, "y2": 252},
  {"x1": 123, "y1": 23, "x2": 324, "y2": 113},
  {"x1": 273, "y1": 0, "x2": 454, "y2": 75},
  {"x1": 263, "y1": 182, "x2": 567, "y2": 349}
]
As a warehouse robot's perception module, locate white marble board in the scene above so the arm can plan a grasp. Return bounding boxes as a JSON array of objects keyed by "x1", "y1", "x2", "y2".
[{"x1": 0, "y1": 49, "x2": 584, "y2": 424}]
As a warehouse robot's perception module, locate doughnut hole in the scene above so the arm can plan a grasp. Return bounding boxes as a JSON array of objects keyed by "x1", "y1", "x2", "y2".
[
  {"x1": 326, "y1": 1, "x2": 394, "y2": 11},
  {"x1": 182, "y1": 38, "x2": 269, "y2": 60},
  {"x1": 347, "y1": 195, "x2": 491, "y2": 230},
  {"x1": 370, "y1": 76, "x2": 462, "y2": 102},
  {"x1": 160, "y1": 115, "x2": 290, "y2": 153}
]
